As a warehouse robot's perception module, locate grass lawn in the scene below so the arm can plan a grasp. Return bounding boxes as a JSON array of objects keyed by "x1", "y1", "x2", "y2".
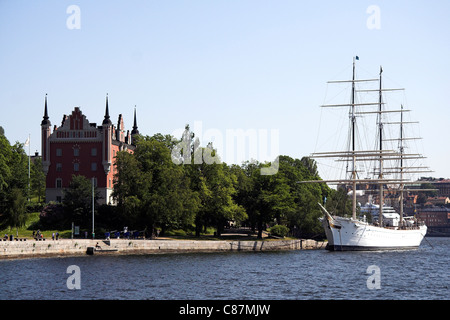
[
  {"x1": 1, "y1": 211, "x2": 292, "y2": 241},
  {"x1": 0, "y1": 211, "x2": 71, "y2": 239}
]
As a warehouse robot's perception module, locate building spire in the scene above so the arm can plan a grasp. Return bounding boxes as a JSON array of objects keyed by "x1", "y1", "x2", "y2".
[
  {"x1": 41, "y1": 93, "x2": 51, "y2": 126},
  {"x1": 102, "y1": 93, "x2": 112, "y2": 125},
  {"x1": 131, "y1": 105, "x2": 139, "y2": 135}
]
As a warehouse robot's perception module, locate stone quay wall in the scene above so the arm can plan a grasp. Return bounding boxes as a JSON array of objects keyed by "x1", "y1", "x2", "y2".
[{"x1": 0, "y1": 238, "x2": 326, "y2": 259}]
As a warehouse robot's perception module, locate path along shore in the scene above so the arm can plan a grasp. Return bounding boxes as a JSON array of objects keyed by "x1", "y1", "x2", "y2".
[{"x1": 0, "y1": 238, "x2": 326, "y2": 259}]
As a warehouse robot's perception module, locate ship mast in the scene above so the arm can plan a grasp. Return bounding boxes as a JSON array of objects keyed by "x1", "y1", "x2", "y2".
[
  {"x1": 399, "y1": 104, "x2": 404, "y2": 226},
  {"x1": 378, "y1": 66, "x2": 384, "y2": 226},
  {"x1": 351, "y1": 57, "x2": 357, "y2": 220}
]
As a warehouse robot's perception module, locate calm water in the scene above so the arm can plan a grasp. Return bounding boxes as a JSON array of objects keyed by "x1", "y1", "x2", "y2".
[{"x1": 0, "y1": 238, "x2": 448, "y2": 300}]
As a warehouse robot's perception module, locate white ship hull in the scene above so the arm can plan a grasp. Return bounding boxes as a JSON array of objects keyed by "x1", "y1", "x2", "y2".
[{"x1": 320, "y1": 209, "x2": 427, "y2": 251}]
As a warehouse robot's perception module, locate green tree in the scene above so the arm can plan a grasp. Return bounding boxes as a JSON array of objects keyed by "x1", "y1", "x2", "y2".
[
  {"x1": 113, "y1": 135, "x2": 200, "y2": 237},
  {"x1": 63, "y1": 175, "x2": 99, "y2": 229},
  {"x1": 184, "y1": 142, "x2": 246, "y2": 237},
  {"x1": 137, "y1": 136, "x2": 198, "y2": 236},
  {"x1": 0, "y1": 134, "x2": 29, "y2": 230},
  {"x1": 0, "y1": 134, "x2": 12, "y2": 196},
  {"x1": 113, "y1": 151, "x2": 143, "y2": 207},
  {"x1": 4, "y1": 188, "x2": 28, "y2": 236},
  {"x1": 282, "y1": 156, "x2": 328, "y2": 238},
  {"x1": 30, "y1": 157, "x2": 46, "y2": 202},
  {"x1": 233, "y1": 159, "x2": 294, "y2": 239},
  {"x1": 257, "y1": 162, "x2": 295, "y2": 236},
  {"x1": 235, "y1": 156, "x2": 328, "y2": 239},
  {"x1": 232, "y1": 161, "x2": 259, "y2": 231},
  {"x1": 8, "y1": 142, "x2": 29, "y2": 191},
  {"x1": 325, "y1": 186, "x2": 353, "y2": 217}
]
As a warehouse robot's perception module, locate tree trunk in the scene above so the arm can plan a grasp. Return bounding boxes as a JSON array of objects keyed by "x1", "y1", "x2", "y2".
[
  {"x1": 257, "y1": 218, "x2": 263, "y2": 239},
  {"x1": 216, "y1": 222, "x2": 224, "y2": 237},
  {"x1": 195, "y1": 220, "x2": 202, "y2": 238}
]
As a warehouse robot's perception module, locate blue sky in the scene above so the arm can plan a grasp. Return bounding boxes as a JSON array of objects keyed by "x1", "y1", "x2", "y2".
[{"x1": 1, "y1": 0, "x2": 449, "y2": 178}]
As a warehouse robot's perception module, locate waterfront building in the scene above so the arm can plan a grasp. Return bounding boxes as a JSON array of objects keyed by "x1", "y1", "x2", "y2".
[
  {"x1": 41, "y1": 94, "x2": 138, "y2": 205},
  {"x1": 416, "y1": 207, "x2": 450, "y2": 227},
  {"x1": 416, "y1": 206, "x2": 450, "y2": 236},
  {"x1": 435, "y1": 179, "x2": 450, "y2": 197},
  {"x1": 425, "y1": 196, "x2": 450, "y2": 206},
  {"x1": 411, "y1": 177, "x2": 450, "y2": 198}
]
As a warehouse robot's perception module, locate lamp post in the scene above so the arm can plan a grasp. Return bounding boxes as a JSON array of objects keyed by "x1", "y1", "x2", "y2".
[{"x1": 92, "y1": 177, "x2": 95, "y2": 239}]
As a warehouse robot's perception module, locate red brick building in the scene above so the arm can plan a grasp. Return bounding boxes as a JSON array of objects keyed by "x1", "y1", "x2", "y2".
[
  {"x1": 416, "y1": 207, "x2": 450, "y2": 227},
  {"x1": 435, "y1": 179, "x2": 450, "y2": 197},
  {"x1": 41, "y1": 94, "x2": 138, "y2": 205}
]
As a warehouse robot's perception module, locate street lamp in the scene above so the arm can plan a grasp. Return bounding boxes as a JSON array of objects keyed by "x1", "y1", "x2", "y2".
[{"x1": 92, "y1": 177, "x2": 95, "y2": 239}]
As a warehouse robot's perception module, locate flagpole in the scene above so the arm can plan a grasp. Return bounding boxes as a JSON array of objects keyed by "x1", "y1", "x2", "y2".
[
  {"x1": 27, "y1": 134, "x2": 31, "y2": 202},
  {"x1": 92, "y1": 177, "x2": 95, "y2": 240}
]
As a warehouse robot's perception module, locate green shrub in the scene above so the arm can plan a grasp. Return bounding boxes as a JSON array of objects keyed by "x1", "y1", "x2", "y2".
[{"x1": 269, "y1": 225, "x2": 289, "y2": 237}]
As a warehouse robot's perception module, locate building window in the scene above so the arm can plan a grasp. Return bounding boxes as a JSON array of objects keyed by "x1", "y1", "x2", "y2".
[
  {"x1": 91, "y1": 148, "x2": 97, "y2": 156},
  {"x1": 56, "y1": 148, "x2": 62, "y2": 156},
  {"x1": 91, "y1": 162, "x2": 97, "y2": 171},
  {"x1": 74, "y1": 163, "x2": 79, "y2": 171},
  {"x1": 56, "y1": 163, "x2": 62, "y2": 172},
  {"x1": 74, "y1": 147, "x2": 79, "y2": 157},
  {"x1": 56, "y1": 178, "x2": 62, "y2": 188},
  {"x1": 56, "y1": 196, "x2": 62, "y2": 203}
]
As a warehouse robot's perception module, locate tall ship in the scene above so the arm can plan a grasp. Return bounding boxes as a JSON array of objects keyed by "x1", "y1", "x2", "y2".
[{"x1": 306, "y1": 57, "x2": 429, "y2": 251}]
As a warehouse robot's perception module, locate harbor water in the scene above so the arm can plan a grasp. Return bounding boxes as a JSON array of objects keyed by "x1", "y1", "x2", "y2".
[{"x1": 1, "y1": 237, "x2": 448, "y2": 300}]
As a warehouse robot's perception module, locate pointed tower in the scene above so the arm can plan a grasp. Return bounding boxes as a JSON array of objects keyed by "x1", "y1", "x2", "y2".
[
  {"x1": 102, "y1": 94, "x2": 112, "y2": 174},
  {"x1": 131, "y1": 106, "x2": 139, "y2": 145},
  {"x1": 102, "y1": 93, "x2": 112, "y2": 126},
  {"x1": 116, "y1": 114, "x2": 125, "y2": 142},
  {"x1": 41, "y1": 94, "x2": 51, "y2": 175}
]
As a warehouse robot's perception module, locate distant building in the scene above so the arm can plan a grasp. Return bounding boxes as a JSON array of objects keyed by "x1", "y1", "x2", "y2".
[
  {"x1": 414, "y1": 177, "x2": 450, "y2": 198},
  {"x1": 41, "y1": 94, "x2": 139, "y2": 205},
  {"x1": 435, "y1": 179, "x2": 450, "y2": 197},
  {"x1": 416, "y1": 207, "x2": 450, "y2": 227},
  {"x1": 425, "y1": 197, "x2": 450, "y2": 207}
]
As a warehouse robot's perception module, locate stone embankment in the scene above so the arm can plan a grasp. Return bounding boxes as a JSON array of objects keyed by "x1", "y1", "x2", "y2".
[{"x1": 0, "y1": 238, "x2": 326, "y2": 259}]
